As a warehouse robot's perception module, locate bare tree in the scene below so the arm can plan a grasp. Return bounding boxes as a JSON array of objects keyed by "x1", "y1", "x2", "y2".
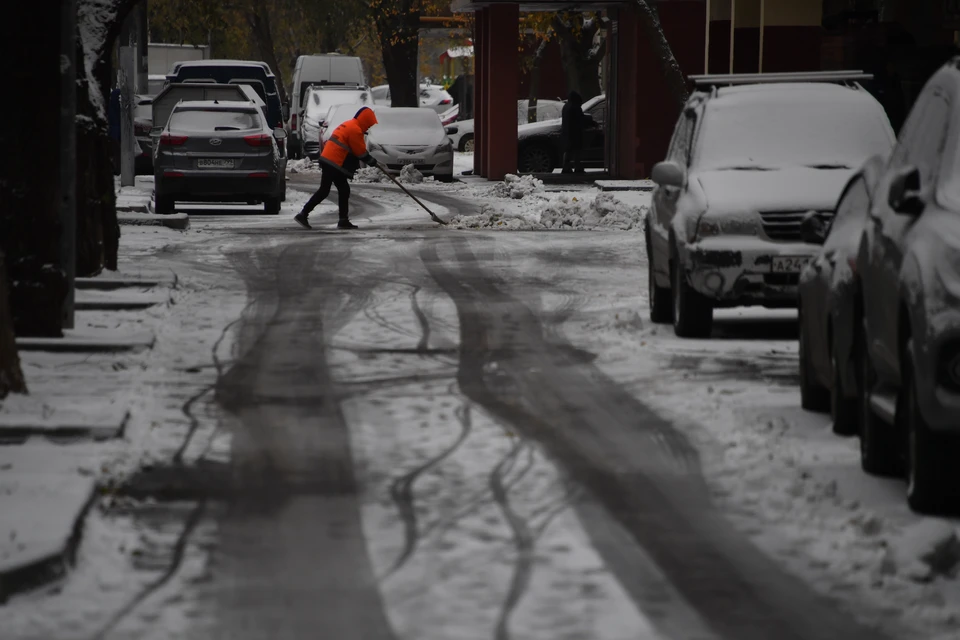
[
  {"x1": 634, "y1": 0, "x2": 688, "y2": 107},
  {"x1": 0, "y1": 254, "x2": 26, "y2": 398}
]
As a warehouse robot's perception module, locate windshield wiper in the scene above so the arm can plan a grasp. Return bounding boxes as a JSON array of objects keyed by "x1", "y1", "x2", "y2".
[
  {"x1": 214, "y1": 126, "x2": 240, "y2": 131},
  {"x1": 805, "y1": 163, "x2": 852, "y2": 170}
]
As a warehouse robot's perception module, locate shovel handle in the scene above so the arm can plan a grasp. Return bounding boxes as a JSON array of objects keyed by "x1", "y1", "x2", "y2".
[{"x1": 377, "y1": 165, "x2": 447, "y2": 225}]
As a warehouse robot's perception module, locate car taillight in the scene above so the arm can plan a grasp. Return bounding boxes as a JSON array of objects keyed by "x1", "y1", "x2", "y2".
[
  {"x1": 440, "y1": 98, "x2": 452, "y2": 105},
  {"x1": 248, "y1": 172, "x2": 270, "y2": 178},
  {"x1": 291, "y1": 114, "x2": 297, "y2": 131},
  {"x1": 159, "y1": 134, "x2": 187, "y2": 146},
  {"x1": 163, "y1": 170, "x2": 184, "y2": 177},
  {"x1": 244, "y1": 134, "x2": 272, "y2": 147}
]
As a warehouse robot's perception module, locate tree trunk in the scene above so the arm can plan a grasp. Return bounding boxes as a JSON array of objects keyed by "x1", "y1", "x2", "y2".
[
  {"x1": 526, "y1": 38, "x2": 549, "y2": 123},
  {"x1": 0, "y1": 253, "x2": 27, "y2": 399},
  {"x1": 246, "y1": 1, "x2": 289, "y2": 104},
  {"x1": 1, "y1": 1, "x2": 69, "y2": 338},
  {"x1": 375, "y1": 6, "x2": 420, "y2": 107},
  {"x1": 634, "y1": 0, "x2": 689, "y2": 108},
  {"x1": 554, "y1": 14, "x2": 603, "y2": 101}
]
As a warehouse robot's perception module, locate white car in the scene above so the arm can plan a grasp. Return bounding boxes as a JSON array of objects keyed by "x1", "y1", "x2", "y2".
[
  {"x1": 370, "y1": 84, "x2": 454, "y2": 115},
  {"x1": 300, "y1": 86, "x2": 371, "y2": 158},
  {"x1": 367, "y1": 107, "x2": 454, "y2": 182},
  {"x1": 445, "y1": 99, "x2": 569, "y2": 152}
]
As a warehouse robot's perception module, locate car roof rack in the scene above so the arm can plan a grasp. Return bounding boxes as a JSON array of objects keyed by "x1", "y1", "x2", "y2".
[{"x1": 688, "y1": 70, "x2": 873, "y2": 89}]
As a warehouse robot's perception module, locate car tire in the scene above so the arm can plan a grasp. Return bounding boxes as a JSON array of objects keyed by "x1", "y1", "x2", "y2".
[
  {"x1": 831, "y1": 348, "x2": 859, "y2": 436},
  {"x1": 799, "y1": 309, "x2": 830, "y2": 413},
  {"x1": 904, "y1": 355, "x2": 960, "y2": 514},
  {"x1": 461, "y1": 134, "x2": 474, "y2": 153},
  {"x1": 436, "y1": 174, "x2": 455, "y2": 183},
  {"x1": 671, "y1": 256, "x2": 712, "y2": 338},
  {"x1": 518, "y1": 143, "x2": 554, "y2": 174},
  {"x1": 646, "y1": 234, "x2": 671, "y2": 324},
  {"x1": 264, "y1": 197, "x2": 281, "y2": 215},
  {"x1": 858, "y1": 334, "x2": 901, "y2": 476},
  {"x1": 155, "y1": 193, "x2": 175, "y2": 215},
  {"x1": 280, "y1": 180, "x2": 287, "y2": 202}
]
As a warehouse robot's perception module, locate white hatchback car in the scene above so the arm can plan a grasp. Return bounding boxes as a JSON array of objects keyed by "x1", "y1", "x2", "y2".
[{"x1": 367, "y1": 107, "x2": 454, "y2": 182}]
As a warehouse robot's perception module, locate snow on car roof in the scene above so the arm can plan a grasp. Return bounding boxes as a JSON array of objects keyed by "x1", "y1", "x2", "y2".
[
  {"x1": 173, "y1": 100, "x2": 259, "y2": 111},
  {"x1": 714, "y1": 82, "x2": 869, "y2": 100}
]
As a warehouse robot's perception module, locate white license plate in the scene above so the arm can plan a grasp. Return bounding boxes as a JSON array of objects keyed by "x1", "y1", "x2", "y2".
[
  {"x1": 197, "y1": 158, "x2": 234, "y2": 169},
  {"x1": 398, "y1": 158, "x2": 423, "y2": 165},
  {"x1": 771, "y1": 256, "x2": 811, "y2": 273}
]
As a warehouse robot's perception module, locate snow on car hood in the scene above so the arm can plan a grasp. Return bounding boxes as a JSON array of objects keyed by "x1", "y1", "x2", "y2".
[
  {"x1": 697, "y1": 167, "x2": 853, "y2": 212},
  {"x1": 517, "y1": 117, "x2": 561, "y2": 140}
]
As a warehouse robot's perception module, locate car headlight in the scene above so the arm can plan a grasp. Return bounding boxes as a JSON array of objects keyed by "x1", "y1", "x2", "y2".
[
  {"x1": 697, "y1": 219, "x2": 722, "y2": 238},
  {"x1": 368, "y1": 142, "x2": 384, "y2": 153},
  {"x1": 435, "y1": 141, "x2": 452, "y2": 154}
]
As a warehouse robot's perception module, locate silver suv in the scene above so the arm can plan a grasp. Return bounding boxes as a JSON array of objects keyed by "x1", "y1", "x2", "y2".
[{"x1": 646, "y1": 72, "x2": 895, "y2": 337}]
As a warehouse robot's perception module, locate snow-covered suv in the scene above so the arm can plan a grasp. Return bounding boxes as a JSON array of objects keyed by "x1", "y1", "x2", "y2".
[
  {"x1": 856, "y1": 60, "x2": 960, "y2": 514},
  {"x1": 646, "y1": 74, "x2": 895, "y2": 337}
]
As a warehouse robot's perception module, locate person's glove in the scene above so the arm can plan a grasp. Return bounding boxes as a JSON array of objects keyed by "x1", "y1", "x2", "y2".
[{"x1": 363, "y1": 154, "x2": 380, "y2": 169}]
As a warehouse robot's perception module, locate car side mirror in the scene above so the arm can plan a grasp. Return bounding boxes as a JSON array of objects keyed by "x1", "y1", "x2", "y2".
[
  {"x1": 445, "y1": 126, "x2": 458, "y2": 135},
  {"x1": 800, "y1": 211, "x2": 829, "y2": 245},
  {"x1": 273, "y1": 127, "x2": 287, "y2": 140},
  {"x1": 282, "y1": 103, "x2": 290, "y2": 121},
  {"x1": 888, "y1": 165, "x2": 924, "y2": 216},
  {"x1": 651, "y1": 161, "x2": 685, "y2": 188}
]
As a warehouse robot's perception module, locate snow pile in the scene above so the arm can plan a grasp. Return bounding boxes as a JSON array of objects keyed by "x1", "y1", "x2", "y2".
[
  {"x1": 540, "y1": 193, "x2": 645, "y2": 230},
  {"x1": 353, "y1": 167, "x2": 384, "y2": 183},
  {"x1": 491, "y1": 174, "x2": 543, "y2": 199},
  {"x1": 288, "y1": 158, "x2": 319, "y2": 174},
  {"x1": 449, "y1": 208, "x2": 541, "y2": 230},
  {"x1": 400, "y1": 165, "x2": 424, "y2": 184},
  {"x1": 881, "y1": 521, "x2": 960, "y2": 582}
]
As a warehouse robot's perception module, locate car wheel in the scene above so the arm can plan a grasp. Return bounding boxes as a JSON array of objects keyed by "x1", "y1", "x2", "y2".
[
  {"x1": 264, "y1": 197, "x2": 281, "y2": 215},
  {"x1": 646, "y1": 234, "x2": 671, "y2": 324},
  {"x1": 830, "y1": 348, "x2": 859, "y2": 436},
  {"x1": 436, "y1": 174, "x2": 454, "y2": 183},
  {"x1": 858, "y1": 334, "x2": 900, "y2": 476},
  {"x1": 799, "y1": 309, "x2": 830, "y2": 413},
  {"x1": 671, "y1": 255, "x2": 712, "y2": 338},
  {"x1": 519, "y1": 144, "x2": 554, "y2": 173},
  {"x1": 461, "y1": 134, "x2": 474, "y2": 153},
  {"x1": 903, "y1": 348, "x2": 960, "y2": 514},
  {"x1": 155, "y1": 193, "x2": 175, "y2": 215}
]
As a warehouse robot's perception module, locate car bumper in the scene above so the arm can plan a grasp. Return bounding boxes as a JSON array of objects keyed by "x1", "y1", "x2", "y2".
[
  {"x1": 371, "y1": 150, "x2": 453, "y2": 177},
  {"x1": 156, "y1": 171, "x2": 280, "y2": 200},
  {"x1": 680, "y1": 236, "x2": 820, "y2": 307}
]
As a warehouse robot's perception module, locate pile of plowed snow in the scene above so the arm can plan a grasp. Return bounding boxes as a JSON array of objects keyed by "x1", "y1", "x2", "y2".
[
  {"x1": 491, "y1": 174, "x2": 543, "y2": 199},
  {"x1": 353, "y1": 167, "x2": 384, "y2": 183},
  {"x1": 400, "y1": 164, "x2": 424, "y2": 184},
  {"x1": 289, "y1": 158, "x2": 319, "y2": 174},
  {"x1": 450, "y1": 192, "x2": 645, "y2": 231}
]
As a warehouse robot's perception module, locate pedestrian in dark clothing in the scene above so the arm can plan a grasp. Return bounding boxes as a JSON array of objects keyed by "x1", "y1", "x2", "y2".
[
  {"x1": 108, "y1": 88, "x2": 122, "y2": 175},
  {"x1": 561, "y1": 91, "x2": 586, "y2": 174}
]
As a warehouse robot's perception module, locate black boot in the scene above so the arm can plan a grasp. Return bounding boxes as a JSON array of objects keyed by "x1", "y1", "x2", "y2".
[
  {"x1": 294, "y1": 211, "x2": 311, "y2": 229},
  {"x1": 337, "y1": 218, "x2": 358, "y2": 230}
]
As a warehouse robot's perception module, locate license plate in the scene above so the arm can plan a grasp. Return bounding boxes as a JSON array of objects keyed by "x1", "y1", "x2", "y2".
[
  {"x1": 771, "y1": 256, "x2": 811, "y2": 273},
  {"x1": 197, "y1": 158, "x2": 234, "y2": 169},
  {"x1": 398, "y1": 158, "x2": 423, "y2": 165}
]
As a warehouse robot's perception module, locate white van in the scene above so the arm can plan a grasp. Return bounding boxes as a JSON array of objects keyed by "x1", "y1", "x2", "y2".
[{"x1": 288, "y1": 54, "x2": 366, "y2": 158}]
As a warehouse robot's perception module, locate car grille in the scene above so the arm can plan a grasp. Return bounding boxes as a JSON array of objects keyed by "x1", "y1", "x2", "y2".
[
  {"x1": 763, "y1": 273, "x2": 800, "y2": 286},
  {"x1": 759, "y1": 210, "x2": 827, "y2": 242}
]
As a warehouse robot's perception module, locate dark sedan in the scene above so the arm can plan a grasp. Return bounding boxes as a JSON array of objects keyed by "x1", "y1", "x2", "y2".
[
  {"x1": 516, "y1": 95, "x2": 605, "y2": 174},
  {"x1": 798, "y1": 155, "x2": 887, "y2": 433},
  {"x1": 153, "y1": 100, "x2": 287, "y2": 215}
]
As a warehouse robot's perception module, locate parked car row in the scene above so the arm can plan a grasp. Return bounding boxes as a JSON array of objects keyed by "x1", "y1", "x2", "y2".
[{"x1": 646, "y1": 64, "x2": 960, "y2": 514}]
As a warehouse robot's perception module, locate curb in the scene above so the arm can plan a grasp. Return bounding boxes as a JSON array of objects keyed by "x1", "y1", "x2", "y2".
[
  {"x1": 118, "y1": 212, "x2": 190, "y2": 230},
  {"x1": 0, "y1": 489, "x2": 96, "y2": 604}
]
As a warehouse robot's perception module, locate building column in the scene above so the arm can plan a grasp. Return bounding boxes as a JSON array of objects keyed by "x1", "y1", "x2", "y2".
[
  {"x1": 473, "y1": 8, "x2": 486, "y2": 176},
  {"x1": 483, "y1": 3, "x2": 518, "y2": 180},
  {"x1": 610, "y1": 7, "x2": 640, "y2": 179}
]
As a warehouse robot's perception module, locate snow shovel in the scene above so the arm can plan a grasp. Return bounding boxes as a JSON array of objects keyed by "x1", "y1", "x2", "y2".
[{"x1": 377, "y1": 165, "x2": 447, "y2": 225}]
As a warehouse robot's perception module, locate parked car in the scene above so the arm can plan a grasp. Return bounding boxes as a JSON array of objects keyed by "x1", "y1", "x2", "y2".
[
  {"x1": 445, "y1": 99, "x2": 567, "y2": 153},
  {"x1": 855, "y1": 60, "x2": 960, "y2": 514},
  {"x1": 146, "y1": 74, "x2": 167, "y2": 96},
  {"x1": 288, "y1": 54, "x2": 366, "y2": 158},
  {"x1": 370, "y1": 84, "x2": 454, "y2": 115},
  {"x1": 165, "y1": 60, "x2": 287, "y2": 131},
  {"x1": 300, "y1": 86, "x2": 371, "y2": 159},
  {"x1": 797, "y1": 155, "x2": 889, "y2": 432},
  {"x1": 516, "y1": 94, "x2": 605, "y2": 173},
  {"x1": 367, "y1": 107, "x2": 454, "y2": 182},
  {"x1": 153, "y1": 100, "x2": 287, "y2": 215},
  {"x1": 645, "y1": 75, "x2": 895, "y2": 338},
  {"x1": 134, "y1": 95, "x2": 155, "y2": 174}
]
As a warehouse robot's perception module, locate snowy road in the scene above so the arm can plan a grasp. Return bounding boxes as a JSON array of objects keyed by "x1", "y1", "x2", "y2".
[{"x1": 3, "y1": 173, "x2": 957, "y2": 640}]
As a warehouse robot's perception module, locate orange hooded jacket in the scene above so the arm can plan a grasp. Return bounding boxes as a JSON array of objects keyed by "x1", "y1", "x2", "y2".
[{"x1": 320, "y1": 107, "x2": 379, "y2": 175}]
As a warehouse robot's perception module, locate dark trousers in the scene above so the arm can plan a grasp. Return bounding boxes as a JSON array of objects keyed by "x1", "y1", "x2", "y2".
[
  {"x1": 303, "y1": 166, "x2": 351, "y2": 219},
  {"x1": 562, "y1": 149, "x2": 583, "y2": 173}
]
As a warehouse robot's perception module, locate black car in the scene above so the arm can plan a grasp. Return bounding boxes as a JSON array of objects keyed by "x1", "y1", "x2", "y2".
[
  {"x1": 516, "y1": 95, "x2": 605, "y2": 173},
  {"x1": 797, "y1": 154, "x2": 887, "y2": 434},
  {"x1": 165, "y1": 60, "x2": 288, "y2": 131}
]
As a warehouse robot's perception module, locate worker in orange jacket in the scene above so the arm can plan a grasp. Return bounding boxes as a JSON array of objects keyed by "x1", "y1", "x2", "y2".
[{"x1": 295, "y1": 106, "x2": 380, "y2": 230}]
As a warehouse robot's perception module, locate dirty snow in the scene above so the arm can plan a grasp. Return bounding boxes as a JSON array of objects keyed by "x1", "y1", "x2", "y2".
[
  {"x1": 450, "y1": 192, "x2": 646, "y2": 231},
  {"x1": 400, "y1": 164, "x2": 424, "y2": 184},
  {"x1": 354, "y1": 166, "x2": 385, "y2": 183},
  {"x1": 491, "y1": 174, "x2": 544, "y2": 199},
  {"x1": 288, "y1": 158, "x2": 319, "y2": 174}
]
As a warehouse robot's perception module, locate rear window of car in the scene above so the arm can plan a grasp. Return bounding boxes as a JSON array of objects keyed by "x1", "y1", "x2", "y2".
[
  {"x1": 305, "y1": 90, "x2": 369, "y2": 120},
  {"x1": 169, "y1": 109, "x2": 261, "y2": 131}
]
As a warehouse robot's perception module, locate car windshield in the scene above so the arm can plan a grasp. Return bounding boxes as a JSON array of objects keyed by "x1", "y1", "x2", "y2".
[
  {"x1": 326, "y1": 105, "x2": 366, "y2": 131},
  {"x1": 305, "y1": 90, "x2": 369, "y2": 120},
  {"x1": 695, "y1": 90, "x2": 894, "y2": 171},
  {"x1": 369, "y1": 108, "x2": 445, "y2": 145},
  {"x1": 168, "y1": 109, "x2": 261, "y2": 132}
]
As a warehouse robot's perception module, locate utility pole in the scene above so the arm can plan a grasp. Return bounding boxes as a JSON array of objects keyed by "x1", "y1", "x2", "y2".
[
  {"x1": 60, "y1": 0, "x2": 77, "y2": 329},
  {"x1": 120, "y1": 45, "x2": 136, "y2": 187},
  {"x1": 136, "y1": 0, "x2": 149, "y2": 92}
]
